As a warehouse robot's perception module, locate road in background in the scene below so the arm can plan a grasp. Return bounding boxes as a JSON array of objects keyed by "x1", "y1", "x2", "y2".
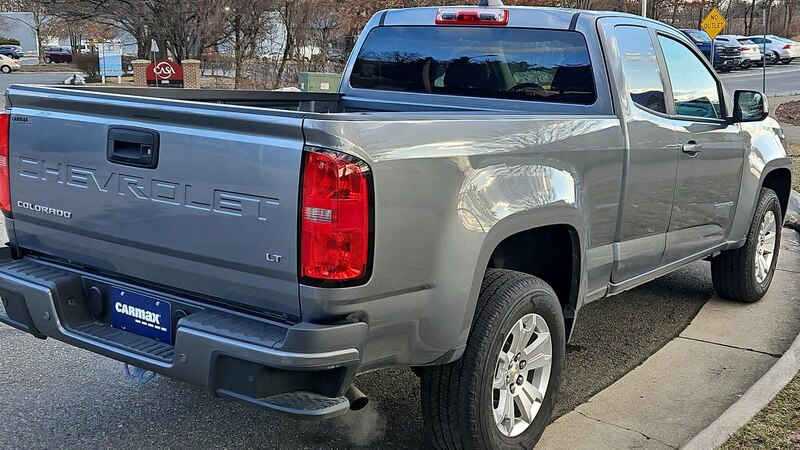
[
  {"x1": 0, "y1": 72, "x2": 78, "y2": 92},
  {"x1": 719, "y1": 65, "x2": 800, "y2": 97},
  {"x1": 1, "y1": 63, "x2": 799, "y2": 98}
]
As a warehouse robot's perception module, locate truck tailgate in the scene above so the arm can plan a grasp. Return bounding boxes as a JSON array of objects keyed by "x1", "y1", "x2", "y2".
[{"x1": 6, "y1": 86, "x2": 304, "y2": 320}]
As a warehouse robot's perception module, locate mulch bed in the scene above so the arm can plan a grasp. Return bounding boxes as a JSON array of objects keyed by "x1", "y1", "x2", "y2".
[
  {"x1": 18, "y1": 64, "x2": 79, "y2": 73},
  {"x1": 775, "y1": 100, "x2": 800, "y2": 127}
]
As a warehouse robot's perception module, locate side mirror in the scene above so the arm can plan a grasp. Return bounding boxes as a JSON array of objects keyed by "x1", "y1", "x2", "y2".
[{"x1": 733, "y1": 90, "x2": 769, "y2": 122}]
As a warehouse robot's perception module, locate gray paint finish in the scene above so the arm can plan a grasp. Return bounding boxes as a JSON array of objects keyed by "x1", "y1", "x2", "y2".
[{"x1": 1, "y1": 7, "x2": 792, "y2": 373}]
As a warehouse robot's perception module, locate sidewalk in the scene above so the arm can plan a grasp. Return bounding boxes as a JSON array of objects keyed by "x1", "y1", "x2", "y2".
[
  {"x1": 771, "y1": 95, "x2": 800, "y2": 143},
  {"x1": 537, "y1": 230, "x2": 800, "y2": 449}
]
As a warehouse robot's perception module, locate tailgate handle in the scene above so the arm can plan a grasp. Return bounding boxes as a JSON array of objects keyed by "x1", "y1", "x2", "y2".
[{"x1": 107, "y1": 127, "x2": 159, "y2": 169}]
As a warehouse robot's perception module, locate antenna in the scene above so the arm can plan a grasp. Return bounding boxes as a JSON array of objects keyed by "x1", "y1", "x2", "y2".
[{"x1": 478, "y1": 0, "x2": 504, "y2": 6}]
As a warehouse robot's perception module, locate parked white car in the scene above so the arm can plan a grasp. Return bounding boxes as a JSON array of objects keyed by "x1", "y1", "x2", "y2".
[
  {"x1": 715, "y1": 35, "x2": 762, "y2": 68},
  {"x1": 0, "y1": 54, "x2": 20, "y2": 73},
  {"x1": 747, "y1": 35, "x2": 800, "y2": 64}
]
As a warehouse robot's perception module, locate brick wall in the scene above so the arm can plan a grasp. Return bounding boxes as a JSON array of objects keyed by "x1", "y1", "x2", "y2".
[
  {"x1": 132, "y1": 60, "x2": 149, "y2": 87},
  {"x1": 182, "y1": 59, "x2": 201, "y2": 89}
]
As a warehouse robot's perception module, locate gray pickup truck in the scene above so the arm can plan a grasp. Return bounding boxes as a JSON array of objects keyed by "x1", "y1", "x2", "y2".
[{"x1": 0, "y1": 5, "x2": 792, "y2": 449}]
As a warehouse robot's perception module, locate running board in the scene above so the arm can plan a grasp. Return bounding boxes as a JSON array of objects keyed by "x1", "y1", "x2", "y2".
[{"x1": 607, "y1": 243, "x2": 726, "y2": 296}]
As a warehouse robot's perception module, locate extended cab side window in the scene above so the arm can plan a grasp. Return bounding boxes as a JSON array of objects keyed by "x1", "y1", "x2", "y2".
[
  {"x1": 615, "y1": 26, "x2": 666, "y2": 114},
  {"x1": 657, "y1": 35, "x2": 722, "y2": 119}
]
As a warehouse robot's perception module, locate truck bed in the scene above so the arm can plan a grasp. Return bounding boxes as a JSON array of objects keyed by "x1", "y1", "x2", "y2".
[{"x1": 58, "y1": 85, "x2": 484, "y2": 114}]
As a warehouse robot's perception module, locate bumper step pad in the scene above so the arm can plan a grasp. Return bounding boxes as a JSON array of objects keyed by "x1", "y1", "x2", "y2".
[{"x1": 217, "y1": 389, "x2": 351, "y2": 420}]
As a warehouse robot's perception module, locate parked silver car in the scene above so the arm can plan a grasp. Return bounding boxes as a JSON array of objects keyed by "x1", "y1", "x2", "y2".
[
  {"x1": 747, "y1": 34, "x2": 800, "y2": 64},
  {"x1": 716, "y1": 35, "x2": 762, "y2": 68}
]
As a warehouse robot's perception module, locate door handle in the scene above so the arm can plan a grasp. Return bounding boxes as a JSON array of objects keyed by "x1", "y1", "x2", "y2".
[
  {"x1": 107, "y1": 127, "x2": 159, "y2": 168},
  {"x1": 681, "y1": 141, "x2": 703, "y2": 157}
]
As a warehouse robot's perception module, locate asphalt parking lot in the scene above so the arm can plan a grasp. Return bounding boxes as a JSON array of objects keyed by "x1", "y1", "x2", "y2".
[
  {"x1": 0, "y1": 64, "x2": 789, "y2": 449},
  {"x1": 0, "y1": 247, "x2": 712, "y2": 449}
]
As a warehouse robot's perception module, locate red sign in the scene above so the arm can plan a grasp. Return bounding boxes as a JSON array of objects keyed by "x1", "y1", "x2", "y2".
[{"x1": 146, "y1": 60, "x2": 184, "y2": 87}]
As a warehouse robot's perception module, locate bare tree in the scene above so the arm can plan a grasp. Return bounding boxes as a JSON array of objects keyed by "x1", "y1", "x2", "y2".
[
  {"x1": 223, "y1": 0, "x2": 273, "y2": 88},
  {"x1": 0, "y1": 0, "x2": 50, "y2": 63}
]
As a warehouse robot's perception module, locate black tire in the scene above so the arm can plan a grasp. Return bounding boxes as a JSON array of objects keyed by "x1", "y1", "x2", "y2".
[
  {"x1": 771, "y1": 52, "x2": 780, "y2": 65},
  {"x1": 0, "y1": 65, "x2": 10, "y2": 74},
  {"x1": 780, "y1": 58, "x2": 792, "y2": 65},
  {"x1": 720, "y1": 66, "x2": 733, "y2": 73},
  {"x1": 421, "y1": 269, "x2": 566, "y2": 450},
  {"x1": 44, "y1": 56, "x2": 51, "y2": 64},
  {"x1": 712, "y1": 188, "x2": 782, "y2": 303}
]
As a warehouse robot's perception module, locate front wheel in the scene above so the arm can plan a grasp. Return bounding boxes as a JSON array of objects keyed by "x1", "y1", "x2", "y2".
[
  {"x1": 0, "y1": 65, "x2": 10, "y2": 74},
  {"x1": 421, "y1": 269, "x2": 565, "y2": 449},
  {"x1": 712, "y1": 188, "x2": 782, "y2": 302}
]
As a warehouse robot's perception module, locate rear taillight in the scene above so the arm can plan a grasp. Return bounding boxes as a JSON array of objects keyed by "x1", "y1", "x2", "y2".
[
  {"x1": 0, "y1": 111, "x2": 10, "y2": 216},
  {"x1": 741, "y1": 46, "x2": 750, "y2": 51},
  {"x1": 300, "y1": 147, "x2": 372, "y2": 285},
  {"x1": 783, "y1": 44, "x2": 791, "y2": 49},
  {"x1": 436, "y1": 8, "x2": 509, "y2": 25}
]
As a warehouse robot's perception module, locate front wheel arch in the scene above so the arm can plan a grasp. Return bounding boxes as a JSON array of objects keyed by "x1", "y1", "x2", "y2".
[{"x1": 761, "y1": 167, "x2": 792, "y2": 222}]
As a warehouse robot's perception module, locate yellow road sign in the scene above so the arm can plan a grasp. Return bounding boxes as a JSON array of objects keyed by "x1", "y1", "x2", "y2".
[{"x1": 701, "y1": 7, "x2": 727, "y2": 40}]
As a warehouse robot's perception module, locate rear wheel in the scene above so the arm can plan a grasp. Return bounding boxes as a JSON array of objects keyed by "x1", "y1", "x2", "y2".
[
  {"x1": 780, "y1": 58, "x2": 793, "y2": 64},
  {"x1": 421, "y1": 269, "x2": 565, "y2": 449},
  {"x1": 712, "y1": 188, "x2": 782, "y2": 302},
  {"x1": 44, "y1": 56, "x2": 51, "y2": 64}
]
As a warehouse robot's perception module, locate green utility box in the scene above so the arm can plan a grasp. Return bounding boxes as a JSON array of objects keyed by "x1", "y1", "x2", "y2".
[{"x1": 298, "y1": 72, "x2": 341, "y2": 92}]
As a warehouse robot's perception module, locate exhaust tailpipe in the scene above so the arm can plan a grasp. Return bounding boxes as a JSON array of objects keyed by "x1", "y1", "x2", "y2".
[{"x1": 345, "y1": 385, "x2": 369, "y2": 411}]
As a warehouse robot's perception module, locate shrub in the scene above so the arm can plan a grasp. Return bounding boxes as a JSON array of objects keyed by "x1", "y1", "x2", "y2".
[
  {"x1": 74, "y1": 54, "x2": 99, "y2": 79},
  {"x1": 0, "y1": 37, "x2": 21, "y2": 46}
]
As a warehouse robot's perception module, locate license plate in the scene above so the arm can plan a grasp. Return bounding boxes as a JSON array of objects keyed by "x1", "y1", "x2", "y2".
[{"x1": 110, "y1": 287, "x2": 172, "y2": 344}]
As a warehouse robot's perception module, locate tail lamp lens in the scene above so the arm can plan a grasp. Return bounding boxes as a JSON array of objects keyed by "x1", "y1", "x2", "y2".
[
  {"x1": 0, "y1": 111, "x2": 10, "y2": 215},
  {"x1": 300, "y1": 147, "x2": 371, "y2": 284},
  {"x1": 783, "y1": 44, "x2": 791, "y2": 49}
]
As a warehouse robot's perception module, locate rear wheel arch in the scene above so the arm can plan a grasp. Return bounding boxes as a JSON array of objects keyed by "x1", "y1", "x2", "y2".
[{"x1": 484, "y1": 224, "x2": 582, "y2": 339}]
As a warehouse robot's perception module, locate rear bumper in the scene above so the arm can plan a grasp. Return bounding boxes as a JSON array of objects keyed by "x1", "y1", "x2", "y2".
[
  {"x1": 0, "y1": 256, "x2": 368, "y2": 419},
  {"x1": 715, "y1": 57, "x2": 741, "y2": 68}
]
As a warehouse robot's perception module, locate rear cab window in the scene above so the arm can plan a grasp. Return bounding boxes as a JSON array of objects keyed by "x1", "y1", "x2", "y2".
[{"x1": 350, "y1": 26, "x2": 596, "y2": 105}]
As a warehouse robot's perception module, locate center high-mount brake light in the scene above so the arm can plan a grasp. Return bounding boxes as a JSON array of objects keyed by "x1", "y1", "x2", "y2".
[
  {"x1": 0, "y1": 111, "x2": 10, "y2": 216},
  {"x1": 300, "y1": 147, "x2": 372, "y2": 285},
  {"x1": 435, "y1": 8, "x2": 509, "y2": 26}
]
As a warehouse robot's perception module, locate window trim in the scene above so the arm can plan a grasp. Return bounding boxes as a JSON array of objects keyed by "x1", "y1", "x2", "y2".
[
  {"x1": 653, "y1": 31, "x2": 729, "y2": 124},
  {"x1": 613, "y1": 24, "x2": 669, "y2": 117}
]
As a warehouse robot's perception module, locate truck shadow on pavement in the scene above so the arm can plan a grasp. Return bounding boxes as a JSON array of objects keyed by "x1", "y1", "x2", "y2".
[{"x1": 0, "y1": 263, "x2": 714, "y2": 449}]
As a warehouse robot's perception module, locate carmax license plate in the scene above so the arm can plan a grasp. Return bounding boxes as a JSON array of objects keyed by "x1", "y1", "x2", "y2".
[{"x1": 110, "y1": 287, "x2": 172, "y2": 344}]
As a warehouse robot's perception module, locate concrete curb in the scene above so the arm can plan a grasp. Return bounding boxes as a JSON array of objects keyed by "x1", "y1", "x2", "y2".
[{"x1": 682, "y1": 314, "x2": 800, "y2": 450}]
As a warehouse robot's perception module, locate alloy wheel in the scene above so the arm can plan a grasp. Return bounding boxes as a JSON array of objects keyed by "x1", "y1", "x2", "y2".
[
  {"x1": 754, "y1": 210, "x2": 777, "y2": 284},
  {"x1": 492, "y1": 313, "x2": 553, "y2": 437}
]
